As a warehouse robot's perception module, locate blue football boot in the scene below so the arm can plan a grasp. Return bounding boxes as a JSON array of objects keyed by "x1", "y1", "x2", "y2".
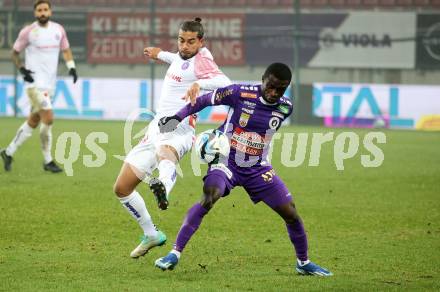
[
  {"x1": 155, "y1": 252, "x2": 179, "y2": 271},
  {"x1": 296, "y1": 260, "x2": 333, "y2": 276}
]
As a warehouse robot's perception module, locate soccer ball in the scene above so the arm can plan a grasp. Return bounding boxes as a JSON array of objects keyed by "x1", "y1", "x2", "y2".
[{"x1": 195, "y1": 129, "x2": 230, "y2": 164}]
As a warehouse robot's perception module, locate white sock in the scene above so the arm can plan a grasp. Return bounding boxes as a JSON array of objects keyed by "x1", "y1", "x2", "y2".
[
  {"x1": 6, "y1": 121, "x2": 34, "y2": 156},
  {"x1": 119, "y1": 191, "x2": 158, "y2": 237},
  {"x1": 158, "y1": 159, "x2": 177, "y2": 195},
  {"x1": 171, "y1": 249, "x2": 181, "y2": 259},
  {"x1": 40, "y1": 123, "x2": 53, "y2": 164},
  {"x1": 297, "y1": 259, "x2": 310, "y2": 266}
]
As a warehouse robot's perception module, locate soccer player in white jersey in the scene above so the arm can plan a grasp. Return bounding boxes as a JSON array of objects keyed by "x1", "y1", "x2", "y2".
[
  {"x1": 113, "y1": 18, "x2": 231, "y2": 258},
  {"x1": 1, "y1": 0, "x2": 78, "y2": 173}
]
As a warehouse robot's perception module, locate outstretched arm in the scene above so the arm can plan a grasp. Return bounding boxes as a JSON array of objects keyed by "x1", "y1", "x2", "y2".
[
  {"x1": 158, "y1": 91, "x2": 214, "y2": 133},
  {"x1": 184, "y1": 75, "x2": 232, "y2": 106},
  {"x1": 144, "y1": 47, "x2": 177, "y2": 64},
  {"x1": 158, "y1": 85, "x2": 237, "y2": 133},
  {"x1": 176, "y1": 91, "x2": 214, "y2": 120}
]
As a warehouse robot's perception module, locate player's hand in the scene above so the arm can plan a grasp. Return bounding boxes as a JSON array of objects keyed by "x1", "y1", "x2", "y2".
[
  {"x1": 184, "y1": 82, "x2": 201, "y2": 106},
  {"x1": 19, "y1": 67, "x2": 34, "y2": 83},
  {"x1": 143, "y1": 47, "x2": 162, "y2": 60},
  {"x1": 69, "y1": 68, "x2": 78, "y2": 84},
  {"x1": 158, "y1": 115, "x2": 182, "y2": 133}
]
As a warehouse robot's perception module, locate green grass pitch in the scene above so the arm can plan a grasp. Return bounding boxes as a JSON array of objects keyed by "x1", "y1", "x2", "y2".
[{"x1": 0, "y1": 117, "x2": 439, "y2": 291}]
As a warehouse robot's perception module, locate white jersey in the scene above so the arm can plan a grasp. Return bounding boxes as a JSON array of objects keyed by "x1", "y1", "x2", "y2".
[
  {"x1": 156, "y1": 47, "x2": 231, "y2": 128},
  {"x1": 13, "y1": 21, "x2": 70, "y2": 92}
]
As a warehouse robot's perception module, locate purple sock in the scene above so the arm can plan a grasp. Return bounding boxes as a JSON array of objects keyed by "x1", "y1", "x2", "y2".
[
  {"x1": 174, "y1": 203, "x2": 208, "y2": 252},
  {"x1": 286, "y1": 220, "x2": 308, "y2": 262}
]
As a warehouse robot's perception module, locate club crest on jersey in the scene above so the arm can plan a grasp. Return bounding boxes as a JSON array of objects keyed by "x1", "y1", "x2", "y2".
[
  {"x1": 239, "y1": 112, "x2": 250, "y2": 127},
  {"x1": 278, "y1": 104, "x2": 290, "y2": 114},
  {"x1": 181, "y1": 61, "x2": 190, "y2": 70},
  {"x1": 240, "y1": 92, "x2": 257, "y2": 99},
  {"x1": 55, "y1": 34, "x2": 60, "y2": 41}
]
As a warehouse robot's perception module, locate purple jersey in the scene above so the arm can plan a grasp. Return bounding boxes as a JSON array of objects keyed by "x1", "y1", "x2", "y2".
[{"x1": 176, "y1": 84, "x2": 293, "y2": 167}]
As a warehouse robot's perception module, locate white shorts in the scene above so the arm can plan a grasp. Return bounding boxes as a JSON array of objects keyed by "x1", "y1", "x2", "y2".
[
  {"x1": 124, "y1": 118, "x2": 195, "y2": 175},
  {"x1": 27, "y1": 87, "x2": 53, "y2": 113}
]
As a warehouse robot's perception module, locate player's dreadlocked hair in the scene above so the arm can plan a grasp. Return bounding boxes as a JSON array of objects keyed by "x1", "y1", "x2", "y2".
[
  {"x1": 34, "y1": 0, "x2": 51, "y2": 9},
  {"x1": 180, "y1": 17, "x2": 204, "y2": 39},
  {"x1": 263, "y1": 63, "x2": 292, "y2": 82}
]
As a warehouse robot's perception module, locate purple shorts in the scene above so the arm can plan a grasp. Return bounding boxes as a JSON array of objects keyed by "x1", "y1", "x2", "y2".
[{"x1": 203, "y1": 162, "x2": 292, "y2": 209}]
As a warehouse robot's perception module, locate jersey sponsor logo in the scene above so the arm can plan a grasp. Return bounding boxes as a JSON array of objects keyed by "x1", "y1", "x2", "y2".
[
  {"x1": 278, "y1": 104, "x2": 290, "y2": 114},
  {"x1": 239, "y1": 112, "x2": 250, "y2": 127},
  {"x1": 240, "y1": 92, "x2": 257, "y2": 99},
  {"x1": 230, "y1": 127, "x2": 267, "y2": 155},
  {"x1": 269, "y1": 117, "x2": 281, "y2": 129},
  {"x1": 166, "y1": 72, "x2": 182, "y2": 82},
  {"x1": 181, "y1": 61, "x2": 190, "y2": 70},
  {"x1": 215, "y1": 88, "x2": 234, "y2": 102},
  {"x1": 243, "y1": 100, "x2": 256, "y2": 108},
  {"x1": 240, "y1": 86, "x2": 258, "y2": 91},
  {"x1": 36, "y1": 45, "x2": 60, "y2": 50},
  {"x1": 242, "y1": 108, "x2": 254, "y2": 115},
  {"x1": 210, "y1": 163, "x2": 233, "y2": 179},
  {"x1": 272, "y1": 111, "x2": 284, "y2": 119}
]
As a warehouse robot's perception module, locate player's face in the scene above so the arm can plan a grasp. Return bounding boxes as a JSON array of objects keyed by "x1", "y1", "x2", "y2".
[
  {"x1": 178, "y1": 30, "x2": 203, "y2": 60},
  {"x1": 261, "y1": 74, "x2": 290, "y2": 104},
  {"x1": 34, "y1": 3, "x2": 52, "y2": 25}
]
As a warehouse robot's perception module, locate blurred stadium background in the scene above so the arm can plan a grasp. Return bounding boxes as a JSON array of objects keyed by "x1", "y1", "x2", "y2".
[{"x1": 1, "y1": 0, "x2": 440, "y2": 128}]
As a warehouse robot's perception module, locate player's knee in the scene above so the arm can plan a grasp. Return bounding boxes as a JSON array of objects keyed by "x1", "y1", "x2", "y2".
[
  {"x1": 279, "y1": 202, "x2": 302, "y2": 224},
  {"x1": 284, "y1": 215, "x2": 301, "y2": 225},
  {"x1": 40, "y1": 111, "x2": 54, "y2": 125},
  {"x1": 113, "y1": 181, "x2": 128, "y2": 198},
  {"x1": 200, "y1": 194, "x2": 214, "y2": 210},
  {"x1": 201, "y1": 186, "x2": 222, "y2": 210},
  {"x1": 42, "y1": 117, "x2": 54, "y2": 125},
  {"x1": 27, "y1": 118, "x2": 39, "y2": 128},
  {"x1": 157, "y1": 145, "x2": 178, "y2": 162}
]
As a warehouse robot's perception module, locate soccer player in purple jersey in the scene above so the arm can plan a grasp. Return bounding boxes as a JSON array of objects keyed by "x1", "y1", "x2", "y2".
[{"x1": 154, "y1": 63, "x2": 332, "y2": 276}]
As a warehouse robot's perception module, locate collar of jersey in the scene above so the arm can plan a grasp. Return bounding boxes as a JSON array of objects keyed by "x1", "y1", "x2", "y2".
[{"x1": 259, "y1": 96, "x2": 277, "y2": 106}]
